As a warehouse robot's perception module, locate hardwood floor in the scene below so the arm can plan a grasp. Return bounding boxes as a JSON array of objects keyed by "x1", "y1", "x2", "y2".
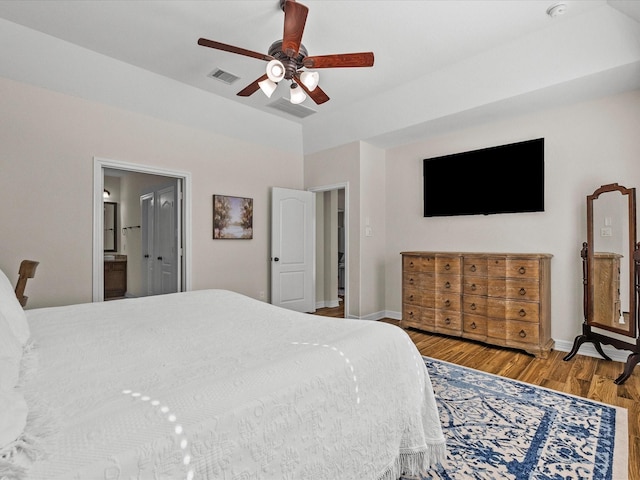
[{"x1": 313, "y1": 306, "x2": 639, "y2": 480}]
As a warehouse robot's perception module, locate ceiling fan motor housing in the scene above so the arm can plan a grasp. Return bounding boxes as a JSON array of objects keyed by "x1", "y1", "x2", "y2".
[{"x1": 268, "y1": 40, "x2": 307, "y2": 80}]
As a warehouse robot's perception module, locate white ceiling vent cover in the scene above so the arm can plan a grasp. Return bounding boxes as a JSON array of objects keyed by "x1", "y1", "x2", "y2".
[
  {"x1": 267, "y1": 97, "x2": 316, "y2": 118},
  {"x1": 207, "y1": 68, "x2": 240, "y2": 85}
]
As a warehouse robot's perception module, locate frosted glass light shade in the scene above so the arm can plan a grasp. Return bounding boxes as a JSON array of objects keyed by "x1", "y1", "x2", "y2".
[
  {"x1": 299, "y1": 71, "x2": 319, "y2": 91},
  {"x1": 290, "y1": 84, "x2": 307, "y2": 104},
  {"x1": 258, "y1": 78, "x2": 278, "y2": 98},
  {"x1": 265, "y1": 59, "x2": 285, "y2": 82}
]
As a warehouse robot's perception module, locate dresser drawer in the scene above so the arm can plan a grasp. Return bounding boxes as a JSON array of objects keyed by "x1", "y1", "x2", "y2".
[
  {"x1": 403, "y1": 255, "x2": 435, "y2": 273},
  {"x1": 402, "y1": 305, "x2": 435, "y2": 329},
  {"x1": 435, "y1": 274, "x2": 461, "y2": 294},
  {"x1": 487, "y1": 298, "x2": 540, "y2": 322},
  {"x1": 436, "y1": 310, "x2": 462, "y2": 334},
  {"x1": 506, "y1": 320, "x2": 540, "y2": 345},
  {"x1": 464, "y1": 277, "x2": 487, "y2": 296},
  {"x1": 403, "y1": 288, "x2": 434, "y2": 306},
  {"x1": 490, "y1": 278, "x2": 540, "y2": 301},
  {"x1": 463, "y1": 295, "x2": 487, "y2": 316},
  {"x1": 403, "y1": 272, "x2": 433, "y2": 290},
  {"x1": 435, "y1": 256, "x2": 461, "y2": 275},
  {"x1": 504, "y1": 278, "x2": 540, "y2": 301},
  {"x1": 463, "y1": 257, "x2": 488, "y2": 276},
  {"x1": 488, "y1": 257, "x2": 540, "y2": 279},
  {"x1": 435, "y1": 293, "x2": 461, "y2": 311},
  {"x1": 464, "y1": 313, "x2": 487, "y2": 335}
]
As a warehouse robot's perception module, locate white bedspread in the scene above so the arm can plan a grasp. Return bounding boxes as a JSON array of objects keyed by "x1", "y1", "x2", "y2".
[{"x1": 22, "y1": 290, "x2": 445, "y2": 479}]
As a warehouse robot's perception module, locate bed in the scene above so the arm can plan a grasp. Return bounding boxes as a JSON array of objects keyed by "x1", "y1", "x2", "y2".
[{"x1": 0, "y1": 269, "x2": 446, "y2": 479}]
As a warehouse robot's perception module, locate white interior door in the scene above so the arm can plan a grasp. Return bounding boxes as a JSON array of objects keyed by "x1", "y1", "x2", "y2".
[
  {"x1": 271, "y1": 187, "x2": 315, "y2": 312},
  {"x1": 141, "y1": 182, "x2": 180, "y2": 296}
]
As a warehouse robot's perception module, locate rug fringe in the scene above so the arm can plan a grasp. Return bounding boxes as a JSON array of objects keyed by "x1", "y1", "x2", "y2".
[{"x1": 377, "y1": 443, "x2": 447, "y2": 480}]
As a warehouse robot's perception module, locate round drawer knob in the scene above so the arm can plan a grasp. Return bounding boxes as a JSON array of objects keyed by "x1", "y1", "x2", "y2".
[
  {"x1": 444, "y1": 299, "x2": 451, "y2": 307},
  {"x1": 519, "y1": 329, "x2": 527, "y2": 338},
  {"x1": 409, "y1": 261, "x2": 414, "y2": 268},
  {"x1": 444, "y1": 281, "x2": 451, "y2": 289},
  {"x1": 519, "y1": 309, "x2": 526, "y2": 317},
  {"x1": 470, "y1": 265, "x2": 476, "y2": 272},
  {"x1": 519, "y1": 288, "x2": 526, "y2": 296},
  {"x1": 445, "y1": 318, "x2": 451, "y2": 325},
  {"x1": 409, "y1": 278, "x2": 414, "y2": 285},
  {"x1": 408, "y1": 294, "x2": 414, "y2": 301},
  {"x1": 518, "y1": 266, "x2": 526, "y2": 274},
  {"x1": 470, "y1": 303, "x2": 476, "y2": 310},
  {"x1": 471, "y1": 283, "x2": 477, "y2": 291},
  {"x1": 409, "y1": 311, "x2": 414, "y2": 319},
  {"x1": 471, "y1": 322, "x2": 477, "y2": 329},
  {"x1": 444, "y1": 263, "x2": 451, "y2": 270}
]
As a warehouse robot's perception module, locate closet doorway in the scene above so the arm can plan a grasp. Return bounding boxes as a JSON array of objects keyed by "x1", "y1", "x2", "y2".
[
  {"x1": 92, "y1": 157, "x2": 192, "y2": 302},
  {"x1": 310, "y1": 183, "x2": 348, "y2": 318}
]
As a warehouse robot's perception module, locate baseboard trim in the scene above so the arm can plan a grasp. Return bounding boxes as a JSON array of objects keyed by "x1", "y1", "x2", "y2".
[{"x1": 315, "y1": 299, "x2": 340, "y2": 309}]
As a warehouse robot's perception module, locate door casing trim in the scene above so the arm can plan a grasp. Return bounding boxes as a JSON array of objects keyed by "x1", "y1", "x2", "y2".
[{"x1": 92, "y1": 157, "x2": 192, "y2": 302}]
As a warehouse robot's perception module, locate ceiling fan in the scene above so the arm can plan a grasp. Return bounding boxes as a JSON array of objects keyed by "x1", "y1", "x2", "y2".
[{"x1": 197, "y1": 0, "x2": 374, "y2": 105}]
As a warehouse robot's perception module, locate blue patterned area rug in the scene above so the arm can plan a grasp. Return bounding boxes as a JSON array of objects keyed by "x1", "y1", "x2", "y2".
[{"x1": 412, "y1": 357, "x2": 628, "y2": 480}]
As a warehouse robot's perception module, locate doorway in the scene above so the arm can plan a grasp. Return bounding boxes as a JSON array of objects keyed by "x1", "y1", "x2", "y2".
[
  {"x1": 92, "y1": 157, "x2": 192, "y2": 302},
  {"x1": 309, "y1": 183, "x2": 349, "y2": 318}
]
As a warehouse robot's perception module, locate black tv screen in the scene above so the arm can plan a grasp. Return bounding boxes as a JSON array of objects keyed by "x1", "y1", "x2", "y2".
[{"x1": 423, "y1": 138, "x2": 544, "y2": 217}]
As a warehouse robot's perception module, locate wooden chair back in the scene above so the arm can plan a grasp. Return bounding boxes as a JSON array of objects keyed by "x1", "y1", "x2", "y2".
[{"x1": 14, "y1": 260, "x2": 39, "y2": 307}]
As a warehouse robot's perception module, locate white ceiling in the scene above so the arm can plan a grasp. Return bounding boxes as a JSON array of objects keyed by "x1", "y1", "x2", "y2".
[{"x1": 0, "y1": 0, "x2": 639, "y2": 155}]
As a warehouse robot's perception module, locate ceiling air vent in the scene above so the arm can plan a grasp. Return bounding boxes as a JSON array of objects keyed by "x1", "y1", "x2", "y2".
[
  {"x1": 207, "y1": 68, "x2": 240, "y2": 85},
  {"x1": 267, "y1": 97, "x2": 316, "y2": 118}
]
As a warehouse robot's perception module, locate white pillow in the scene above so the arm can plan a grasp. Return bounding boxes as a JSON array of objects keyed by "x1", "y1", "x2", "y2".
[
  {"x1": 0, "y1": 267, "x2": 30, "y2": 345},
  {"x1": 0, "y1": 310, "x2": 23, "y2": 390},
  {"x1": 0, "y1": 389, "x2": 28, "y2": 450}
]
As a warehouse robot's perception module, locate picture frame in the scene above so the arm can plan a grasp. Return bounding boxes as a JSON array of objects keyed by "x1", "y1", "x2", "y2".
[{"x1": 213, "y1": 194, "x2": 253, "y2": 239}]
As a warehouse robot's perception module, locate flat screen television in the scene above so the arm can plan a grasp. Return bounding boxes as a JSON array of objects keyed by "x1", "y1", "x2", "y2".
[{"x1": 423, "y1": 138, "x2": 544, "y2": 217}]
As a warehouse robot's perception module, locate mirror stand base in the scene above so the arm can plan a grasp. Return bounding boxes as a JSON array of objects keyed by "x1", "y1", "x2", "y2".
[
  {"x1": 563, "y1": 333, "x2": 612, "y2": 362},
  {"x1": 614, "y1": 352, "x2": 640, "y2": 385}
]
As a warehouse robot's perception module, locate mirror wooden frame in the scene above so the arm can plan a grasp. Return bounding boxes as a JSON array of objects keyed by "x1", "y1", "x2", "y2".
[{"x1": 564, "y1": 183, "x2": 640, "y2": 384}]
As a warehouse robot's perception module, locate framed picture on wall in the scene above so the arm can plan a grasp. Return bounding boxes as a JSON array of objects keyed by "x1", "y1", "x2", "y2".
[{"x1": 213, "y1": 194, "x2": 253, "y2": 239}]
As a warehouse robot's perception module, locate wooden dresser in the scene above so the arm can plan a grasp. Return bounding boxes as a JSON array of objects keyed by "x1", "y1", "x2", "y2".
[{"x1": 401, "y1": 251, "x2": 553, "y2": 358}]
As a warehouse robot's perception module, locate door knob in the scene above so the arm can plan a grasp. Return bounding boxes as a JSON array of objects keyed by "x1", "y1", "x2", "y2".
[
  {"x1": 144, "y1": 254, "x2": 149, "y2": 258},
  {"x1": 157, "y1": 256, "x2": 163, "y2": 260},
  {"x1": 273, "y1": 257, "x2": 280, "y2": 262}
]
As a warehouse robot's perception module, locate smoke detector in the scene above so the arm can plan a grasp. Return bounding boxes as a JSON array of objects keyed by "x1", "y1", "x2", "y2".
[{"x1": 546, "y1": 2, "x2": 567, "y2": 17}]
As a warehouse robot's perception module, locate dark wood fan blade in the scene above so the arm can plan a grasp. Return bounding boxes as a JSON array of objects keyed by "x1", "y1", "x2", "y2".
[
  {"x1": 303, "y1": 52, "x2": 375, "y2": 69},
  {"x1": 237, "y1": 74, "x2": 269, "y2": 97},
  {"x1": 294, "y1": 73, "x2": 329, "y2": 104},
  {"x1": 282, "y1": 0, "x2": 308, "y2": 57},
  {"x1": 198, "y1": 38, "x2": 272, "y2": 62}
]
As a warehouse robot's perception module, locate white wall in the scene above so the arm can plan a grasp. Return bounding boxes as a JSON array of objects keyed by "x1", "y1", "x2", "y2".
[
  {"x1": 0, "y1": 76, "x2": 303, "y2": 308},
  {"x1": 384, "y1": 89, "x2": 640, "y2": 348},
  {"x1": 359, "y1": 143, "x2": 387, "y2": 318}
]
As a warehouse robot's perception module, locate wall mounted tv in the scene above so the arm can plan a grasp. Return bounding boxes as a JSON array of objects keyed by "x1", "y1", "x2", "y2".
[{"x1": 423, "y1": 138, "x2": 544, "y2": 217}]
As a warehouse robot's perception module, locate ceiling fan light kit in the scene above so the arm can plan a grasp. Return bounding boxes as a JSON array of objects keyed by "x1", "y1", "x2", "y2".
[
  {"x1": 266, "y1": 59, "x2": 286, "y2": 83},
  {"x1": 289, "y1": 83, "x2": 307, "y2": 104},
  {"x1": 258, "y1": 78, "x2": 278, "y2": 98},
  {"x1": 198, "y1": 0, "x2": 374, "y2": 107},
  {"x1": 299, "y1": 71, "x2": 319, "y2": 91}
]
